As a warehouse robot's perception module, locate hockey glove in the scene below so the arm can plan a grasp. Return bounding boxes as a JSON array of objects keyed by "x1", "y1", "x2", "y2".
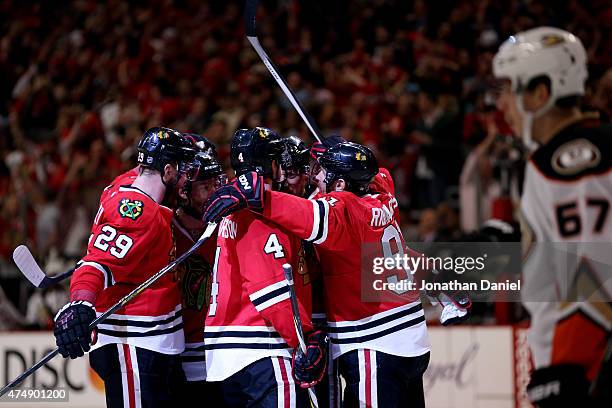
[
  {"x1": 202, "y1": 172, "x2": 264, "y2": 224},
  {"x1": 54, "y1": 301, "x2": 97, "y2": 359},
  {"x1": 527, "y1": 364, "x2": 590, "y2": 407},
  {"x1": 292, "y1": 329, "x2": 329, "y2": 388},
  {"x1": 428, "y1": 291, "x2": 472, "y2": 326}
]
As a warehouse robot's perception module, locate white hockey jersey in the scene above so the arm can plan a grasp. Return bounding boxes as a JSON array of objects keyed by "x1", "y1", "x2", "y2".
[{"x1": 520, "y1": 115, "x2": 612, "y2": 380}]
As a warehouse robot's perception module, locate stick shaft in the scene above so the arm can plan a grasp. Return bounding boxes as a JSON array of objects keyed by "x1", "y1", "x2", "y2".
[
  {"x1": 247, "y1": 36, "x2": 322, "y2": 142},
  {"x1": 282, "y1": 264, "x2": 319, "y2": 408},
  {"x1": 0, "y1": 349, "x2": 59, "y2": 396},
  {"x1": 0, "y1": 222, "x2": 217, "y2": 397}
]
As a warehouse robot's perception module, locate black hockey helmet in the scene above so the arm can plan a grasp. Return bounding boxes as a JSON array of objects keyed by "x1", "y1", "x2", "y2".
[
  {"x1": 136, "y1": 127, "x2": 196, "y2": 173},
  {"x1": 182, "y1": 133, "x2": 217, "y2": 158},
  {"x1": 317, "y1": 142, "x2": 378, "y2": 195},
  {"x1": 309, "y1": 135, "x2": 346, "y2": 159},
  {"x1": 277, "y1": 135, "x2": 309, "y2": 174},
  {"x1": 230, "y1": 127, "x2": 281, "y2": 176}
]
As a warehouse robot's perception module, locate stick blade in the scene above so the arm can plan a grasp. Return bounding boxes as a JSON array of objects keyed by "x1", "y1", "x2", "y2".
[{"x1": 12, "y1": 245, "x2": 46, "y2": 287}]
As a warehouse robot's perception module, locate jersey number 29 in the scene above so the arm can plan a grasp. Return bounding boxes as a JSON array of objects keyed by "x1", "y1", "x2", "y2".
[{"x1": 93, "y1": 225, "x2": 134, "y2": 259}]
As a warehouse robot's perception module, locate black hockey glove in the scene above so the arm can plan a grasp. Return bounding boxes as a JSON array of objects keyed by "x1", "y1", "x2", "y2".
[
  {"x1": 428, "y1": 290, "x2": 472, "y2": 326},
  {"x1": 291, "y1": 329, "x2": 329, "y2": 388},
  {"x1": 54, "y1": 301, "x2": 97, "y2": 359},
  {"x1": 527, "y1": 364, "x2": 590, "y2": 407},
  {"x1": 202, "y1": 172, "x2": 264, "y2": 224}
]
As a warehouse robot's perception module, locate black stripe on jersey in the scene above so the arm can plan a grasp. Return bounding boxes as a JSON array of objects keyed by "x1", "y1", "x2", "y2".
[
  {"x1": 97, "y1": 322, "x2": 183, "y2": 338},
  {"x1": 204, "y1": 331, "x2": 282, "y2": 339},
  {"x1": 102, "y1": 310, "x2": 182, "y2": 328},
  {"x1": 99, "y1": 263, "x2": 113, "y2": 289},
  {"x1": 79, "y1": 261, "x2": 114, "y2": 289},
  {"x1": 184, "y1": 344, "x2": 206, "y2": 352},
  {"x1": 180, "y1": 355, "x2": 207, "y2": 363},
  {"x1": 326, "y1": 303, "x2": 423, "y2": 334},
  {"x1": 311, "y1": 200, "x2": 326, "y2": 243},
  {"x1": 330, "y1": 315, "x2": 425, "y2": 344},
  {"x1": 204, "y1": 343, "x2": 291, "y2": 350},
  {"x1": 251, "y1": 286, "x2": 290, "y2": 307}
]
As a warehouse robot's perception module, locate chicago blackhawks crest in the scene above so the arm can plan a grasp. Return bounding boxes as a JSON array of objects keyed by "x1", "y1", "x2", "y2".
[{"x1": 118, "y1": 199, "x2": 144, "y2": 220}]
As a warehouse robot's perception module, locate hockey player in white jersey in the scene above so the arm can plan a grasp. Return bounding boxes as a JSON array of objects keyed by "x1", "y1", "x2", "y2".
[{"x1": 493, "y1": 27, "x2": 612, "y2": 407}]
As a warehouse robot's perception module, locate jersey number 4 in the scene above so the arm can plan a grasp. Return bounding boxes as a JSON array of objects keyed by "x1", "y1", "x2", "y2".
[
  {"x1": 93, "y1": 225, "x2": 134, "y2": 259},
  {"x1": 208, "y1": 236, "x2": 286, "y2": 317}
]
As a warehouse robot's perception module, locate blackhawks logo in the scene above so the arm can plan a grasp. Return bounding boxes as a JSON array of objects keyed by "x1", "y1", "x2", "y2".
[{"x1": 118, "y1": 199, "x2": 144, "y2": 220}]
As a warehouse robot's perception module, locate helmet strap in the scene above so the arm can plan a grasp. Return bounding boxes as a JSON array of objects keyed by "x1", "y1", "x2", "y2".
[
  {"x1": 160, "y1": 164, "x2": 182, "y2": 205},
  {"x1": 515, "y1": 80, "x2": 557, "y2": 152}
]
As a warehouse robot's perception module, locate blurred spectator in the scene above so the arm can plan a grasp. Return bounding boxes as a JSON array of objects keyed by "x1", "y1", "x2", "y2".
[
  {"x1": 459, "y1": 120, "x2": 522, "y2": 232},
  {"x1": 410, "y1": 81, "x2": 462, "y2": 208},
  {"x1": 590, "y1": 67, "x2": 612, "y2": 121},
  {"x1": 0, "y1": 285, "x2": 24, "y2": 330},
  {"x1": 417, "y1": 208, "x2": 439, "y2": 243}
]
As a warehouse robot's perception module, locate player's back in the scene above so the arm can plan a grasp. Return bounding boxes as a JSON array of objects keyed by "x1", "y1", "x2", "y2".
[
  {"x1": 204, "y1": 210, "x2": 310, "y2": 381},
  {"x1": 76, "y1": 184, "x2": 183, "y2": 354},
  {"x1": 99, "y1": 167, "x2": 139, "y2": 204},
  {"x1": 312, "y1": 190, "x2": 428, "y2": 359}
]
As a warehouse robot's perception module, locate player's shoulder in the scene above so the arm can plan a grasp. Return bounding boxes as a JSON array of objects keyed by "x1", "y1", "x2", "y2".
[
  {"x1": 100, "y1": 168, "x2": 140, "y2": 203},
  {"x1": 232, "y1": 210, "x2": 290, "y2": 237},
  {"x1": 104, "y1": 185, "x2": 169, "y2": 225},
  {"x1": 529, "y1": 115, "x2": 612, "y2": 182},
  {"x1": 370, "y1": 167, "x2": 395, "y2": 196},
  {"x1": 317, "y1": 191, "x2": 354, "y2": 209}
]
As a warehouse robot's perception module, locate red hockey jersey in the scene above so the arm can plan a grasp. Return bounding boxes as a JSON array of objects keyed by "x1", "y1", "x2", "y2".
[
  {"x1": 263, "y1": 186, "x2": 429, "y2": 360},
  {"x1": 204, "y1": 210, "x2": 313, "y2": 381},
  {"x1": 172, "y1": 218, "x2": 217, "y2": 381},
  {"x1": 71, "y1": 184, "x2": 184, "y2": 355},
  {"x1": 99, "y1": 167, "x2": 139, "y2": 204}
]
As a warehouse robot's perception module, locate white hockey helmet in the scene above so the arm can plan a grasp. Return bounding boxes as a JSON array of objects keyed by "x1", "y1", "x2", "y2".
[
  {"x1": 493, "y1": 27, "x2": 588, "y2": 149},
  {"x1": 493, "y1": 26, "x2": 587, "y2": 102}
]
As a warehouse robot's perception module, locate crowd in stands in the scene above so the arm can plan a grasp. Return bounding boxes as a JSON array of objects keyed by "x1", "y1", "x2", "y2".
[{"x1": 1, "y1": 0, "x2": 611, "y2": 328}]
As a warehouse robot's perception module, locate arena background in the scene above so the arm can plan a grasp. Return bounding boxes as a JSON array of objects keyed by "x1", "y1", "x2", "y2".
[{"x1": 0, "y1": 1, "x2": 610, "y2": 407}]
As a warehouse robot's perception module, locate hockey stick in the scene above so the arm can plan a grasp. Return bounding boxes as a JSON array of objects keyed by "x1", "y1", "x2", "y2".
[
  {"x1": 283, "y1": 263, "x2": 319, "y2": 408},
  {"x1": 12, "y1": 245, "x2": 74, "y2": 288},
  {"x1": 0, "y1": 222, "x2": 218, "y2": 397},
  {"x1": 244, "y1": 0, "x2": 323, "y2": 143}
]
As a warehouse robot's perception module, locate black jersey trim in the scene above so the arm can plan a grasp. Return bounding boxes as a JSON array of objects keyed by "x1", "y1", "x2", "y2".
[
  {"x1": 326, "y1": 303, "x2": 423, "y2": 334},
  {"x1": 330, "y1": 315, "x2": 426, "y2": 344},
  {"x1": 97, "y1": 322, "x2": 183, "y2": 338}
]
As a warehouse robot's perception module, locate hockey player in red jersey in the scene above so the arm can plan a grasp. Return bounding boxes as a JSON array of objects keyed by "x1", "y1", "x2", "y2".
[
  {"x1": 310, "y1": 136, "x2": 472, "y2": 329},
  {"x1": 493, "y1": 27, "x2": 612, "y2": 407},
  {"x1": 172, "y1": 133, "x2": 227, "y2": 405},
  {"x1": 53, "y1": 127, "x2": 198, "y2": 408},
  {"x1": 203, "y1": 127, "x2": 327, "y2": 408},
  {"x1": 204, "y1": 141, "x2": 430, "y2": 408}
]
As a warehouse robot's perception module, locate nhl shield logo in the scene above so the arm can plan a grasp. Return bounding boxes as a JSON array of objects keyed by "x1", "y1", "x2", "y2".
[{"x1": 118, "y1": 199, "x2": 144, "y2": 220}]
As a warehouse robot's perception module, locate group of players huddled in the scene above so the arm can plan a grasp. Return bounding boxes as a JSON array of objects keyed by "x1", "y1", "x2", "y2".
[
  {"x1": 52, "y1": 125, "x2": 462, "y2": 407},
  {"x1": 50, "y1": 23, "x2": 612, "y2": 408}
]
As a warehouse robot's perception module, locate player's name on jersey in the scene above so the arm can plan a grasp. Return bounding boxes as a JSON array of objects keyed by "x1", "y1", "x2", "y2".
[{"x1": 372, "y1": 279, "x2": 521, "y2": 292}]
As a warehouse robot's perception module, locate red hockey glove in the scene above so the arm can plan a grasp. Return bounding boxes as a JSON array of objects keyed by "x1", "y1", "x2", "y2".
[
  {"x1": 291, "y1": 329, "x2": 329, "y2": 388},
  {"x1": 202, "y1": 172, "x2": 264, "y2": 224}
]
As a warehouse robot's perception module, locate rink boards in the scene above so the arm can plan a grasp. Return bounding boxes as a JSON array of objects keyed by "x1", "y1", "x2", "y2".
[{"x1": 0, "y1": 326, "x2": 532, "y2": 408}]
